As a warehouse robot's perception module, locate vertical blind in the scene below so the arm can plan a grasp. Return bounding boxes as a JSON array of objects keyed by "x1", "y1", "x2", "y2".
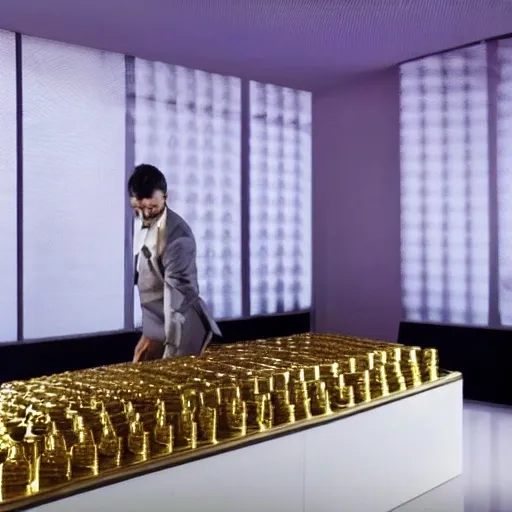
[
  {"x1": 0, "y1": 30, "x2": 17, "y2": 342},
  {"x1": 133, "y1": 59, "x2": 242, "y2": 320},
  {"x1": 22, "y1": 38, "x2": 127, "y2": 339},
  {"x1": 249, "y1": 82, "x2": 312, "y2": 315},
  {"x1": 497, "y1": 39, "x2": 512, "y2": 326},
  {"x1": 400, "y1": 44, "x2": 490, "y2": 326}
]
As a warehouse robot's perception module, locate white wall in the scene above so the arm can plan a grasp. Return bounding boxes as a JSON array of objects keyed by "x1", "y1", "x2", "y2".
[{"x1": 312, "y1": 68, "x2": 402, "y2": 341}]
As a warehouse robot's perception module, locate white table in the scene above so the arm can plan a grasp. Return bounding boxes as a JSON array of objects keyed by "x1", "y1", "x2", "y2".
[{"x1": 26, "y1": 376, "x2": 462, "y2": 512}]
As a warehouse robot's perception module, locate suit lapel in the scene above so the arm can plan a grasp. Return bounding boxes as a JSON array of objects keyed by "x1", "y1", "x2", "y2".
[{"x1": 156, "y1": 207, "x2": 169, "y2": 258}]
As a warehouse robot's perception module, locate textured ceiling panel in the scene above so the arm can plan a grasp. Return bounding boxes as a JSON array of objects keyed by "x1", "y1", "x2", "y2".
[{"x1": 1, "y1": 0, "x2": 511, "y2": 90}]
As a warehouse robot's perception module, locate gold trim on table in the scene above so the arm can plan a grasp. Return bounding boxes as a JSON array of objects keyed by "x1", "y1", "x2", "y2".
[{"x1": 0, "y1": 333, "x2": 458, "y2": 510}]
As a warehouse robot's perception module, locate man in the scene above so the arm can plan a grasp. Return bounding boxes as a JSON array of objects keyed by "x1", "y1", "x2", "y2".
[{"x1": 129, "y1": 164, "x2": 221, "y2": 362}]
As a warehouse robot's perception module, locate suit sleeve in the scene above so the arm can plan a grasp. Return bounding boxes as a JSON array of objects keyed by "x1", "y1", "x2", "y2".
[{"x1": 161, "y1": 236, "x2": 195, "y2": 356}]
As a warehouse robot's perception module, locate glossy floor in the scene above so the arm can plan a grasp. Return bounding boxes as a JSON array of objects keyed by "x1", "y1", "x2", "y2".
[{"x1": 395, "y1": 400, "x2": 512, "y2": 511}]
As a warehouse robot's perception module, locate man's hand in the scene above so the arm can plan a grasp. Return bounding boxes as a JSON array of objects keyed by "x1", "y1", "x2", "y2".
[{"x1": 133, "y1": 335, "x2": 163, "y2": 362}]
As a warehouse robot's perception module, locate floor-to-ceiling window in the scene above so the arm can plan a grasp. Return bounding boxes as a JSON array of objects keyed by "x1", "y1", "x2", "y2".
[
  {"x1": 0, "y1": 31, "x2": 312, "y2": 344},
  {"x1": 400, "y1": 39, "x2": 512, "y2": 328},
  {"x1": 0, "y1": 30, "x2": 17, "y2": 342}
]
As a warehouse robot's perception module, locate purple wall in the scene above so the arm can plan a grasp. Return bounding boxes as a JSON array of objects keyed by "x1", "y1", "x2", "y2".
[{"x1": 312, "y1": 68, "x2": 402, "y2": 341}]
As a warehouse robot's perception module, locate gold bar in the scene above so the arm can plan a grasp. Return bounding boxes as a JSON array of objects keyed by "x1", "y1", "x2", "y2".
[{"x1": 0, "y1": 333, "x2": 451, "y2": 510}]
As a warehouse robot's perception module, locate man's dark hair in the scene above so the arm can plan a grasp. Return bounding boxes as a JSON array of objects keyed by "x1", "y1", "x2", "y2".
[{"x1": 128, "y1": 164, "x2": 167, "y2": 199}]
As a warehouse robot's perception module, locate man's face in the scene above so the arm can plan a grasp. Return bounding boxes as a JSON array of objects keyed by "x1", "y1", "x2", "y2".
[{"x1": 130, "y1": 190, "x2": 167, "y2": 226}]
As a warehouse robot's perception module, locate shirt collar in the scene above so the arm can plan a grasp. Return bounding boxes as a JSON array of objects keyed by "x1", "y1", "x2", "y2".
[
  {"x1": 139, "y1": 207, "x2": 167, "y2": 231},
  {"x1": 156, "y1": 207, "x2": 167, "y2": 230}
]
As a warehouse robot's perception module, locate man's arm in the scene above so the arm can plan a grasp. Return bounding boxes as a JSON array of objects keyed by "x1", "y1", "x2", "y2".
[{"x1": 162, "y1": 236, "x2": 195, "y2": 356}]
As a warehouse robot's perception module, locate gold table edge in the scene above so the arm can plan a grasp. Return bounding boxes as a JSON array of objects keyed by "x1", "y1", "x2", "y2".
[{"x1": 0, "y1": 371, "x2": 462, "y2": 512}]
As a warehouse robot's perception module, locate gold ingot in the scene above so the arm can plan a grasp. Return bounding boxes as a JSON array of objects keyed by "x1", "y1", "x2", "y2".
[
  {"x1": 256, "y1": 376, "x2": 274, "y2": 394},
  {"x1": 188, "y1": 423, "x2": 198, "y2": 450},
  {"x1": 181, "y1": 392, "x2": 199, "y2": 414},
  {"x1": 155, "y1": 399, "x2": 166, "y2": 420},
  {"x1": 324, "y1": 391, "x2": 333, "y2": 414},
  {"x1": 421, "y1": 349, "x2": 439, "y2": 382},
  {"x1": 287, "y1": 405, "x2": 296, "y2": 424},
  {"x1": 386, "y1": 363, "x2": 406, "y2": 392},
  {"x1": 240, "y1": 379, "x2": 257, "y2": 402},
  {"x1": 242, "y1": 375, "x2": 274, "y2": 400},
  {"x1": 113, "y1": 437, "x2": 124, "y2": 466},
  {"x1": 128, "y1": 431, "x2": 150, "y2": 460},
  {"x1": 70, "y1": 429, "x2": 98, "y2": 471},
  {"x1": 411, "y1": 367, "x2": 422, "y2": 388},
  {"x1": 22, "y1": 436, "x2": 41, "y2": 485},
  {"x1": 154, "y1": 425, "x2": 174, "y2": 454},
  {"x1": 422, "y1": 348, "x2": 439, "y2": 366},
  {"x1": 274, "y1": 372, "x2": 290, "y2": 391},
  {"x1": 0, "y1": 333, "x2": 453, "y2": 507},
  {"x1": 271, "y1": 389, "x2": 297, "y2": 425},
  {"x1": 390, "y1": 347, "x2": 402, "y2": 362},
  {"x1": 320, "y1": 362, "x2": 339, "y2": 379},
  {"x1": 98, "y1": 417, "x2": 120, "y2": 458},
  {"x1": 400, "y1": 359, "x2": 422, "y2": 388},
  {"x1": 127, "y1": 414, "x2": 150, "y2": 458},
  {"x1": 6, "y1": 422, "x2": 27, "y2": 443},
  {"x1": 345, "y1": 386, "x2": 356, "y2": 407},
  {"x1": 304, "y1": 366, "x2": 320, "y2": 382},
  {"x1": 47, "y1": 422, "x2": 67, "y2": 453},
  {"x1": 330, "y1": 383, "x2": 346, "y2": 407},
  {"x1": 199, "y1": 389, "x2": 220, "y2": 408},
  {"x1": 295, "y1": 399, "x2": 312, "y2": 420},
  {"x1": 218, "y1": 386, "x2": 241, "y2": 405},
  {"x1": 343, "y1": 371, "x2": 359, "y2": 388},
  {"x1": 311, "y1": 381, "x2": 332, "y2": 415},
  {"x1": 1, "y1": 444, "x2": 31, "y2": 493},
  {"x1": 0, "y1": 425, "x2": 15, "y2": 465},
  {"x1": 408, "y1": 348, "x2": 420, "y2": 365},
  {"x1": 124, "y1": 401, "x2": 136, "y2": 421},
  {"x1": 225, "y1": 400, "x2": 247, "y2": 436},
  {"x1": 65, "y1": 402, "x2": 79, "y2": 419},
  {"x1": 378, "y1": 365, "x2": 390, "y2": 396},
  {"x1": 294, "y1": 368, "x2": 306, "y2": 382},
  {"x1": 178, "y1": 409, "x2": 195, "y2": 444},
  {"x1": 425, "y1": 365, "x2": 439, "y2": 382},
  {"x1": 355, "y1": 371, "x2": 372, "y2": 403},
  {"x1": 39, "y1": 434, "x2": 71, "y2": 487},
  {"x1": 212, "y1": 387, "x2": 222, "y2": 405},
  {"x1": 390, "y1": 361, "x2": 402, "y2": 375},
  {"x1": 197, "y1": 407, "x2": 217, "y2": 444},
  {"x1": 293, "y1": 381, "x2": 308, "y2": 401},
  {"x1": 376, "y1": 350, "x2": 388, "y2": 365},
  {"x1": 256, "y1": 394, "x2": 273, "y2": 431},
  {"x1": 72, "y1": 415, "x2": 85, "y2": 433}
]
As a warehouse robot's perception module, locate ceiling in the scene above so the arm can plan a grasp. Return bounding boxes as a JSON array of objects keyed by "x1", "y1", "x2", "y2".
[{"x1": 1, "y1": 0, "x2": 512, "y2": 90}]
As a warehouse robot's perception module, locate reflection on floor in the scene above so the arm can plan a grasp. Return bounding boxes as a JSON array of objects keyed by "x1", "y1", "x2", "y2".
[{"x1": 394, "y1": 400, "x2": 512, "y2": 512}]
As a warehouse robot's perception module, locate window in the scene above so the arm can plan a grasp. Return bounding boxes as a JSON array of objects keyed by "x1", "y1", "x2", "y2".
[
  {"x1": 249, "y1": 82, "x2": 312, "y2": 315},
  {"x1": 22, "y1": 37, "x2": 126, "y2": 339},
  {"x1": 0, "y1": 31, "x2": 313, "y2": 344},
  {"x1": 132, "y1": 58, "x2": 242, "y2": 320},
  {"x1": 400, "y1": 45, "x2": 490, "y2": 325},
  {"x1": 497, "y1": 39, "x2": 512, "y2": 326},
  {"x1": 0, "y1": 31, "x2": 17, "y2": 342}
]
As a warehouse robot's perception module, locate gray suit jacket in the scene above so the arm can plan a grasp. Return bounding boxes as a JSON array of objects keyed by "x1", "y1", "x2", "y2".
[{"x1": 136, "y1": 207, "x2": 221, "y2": 357}]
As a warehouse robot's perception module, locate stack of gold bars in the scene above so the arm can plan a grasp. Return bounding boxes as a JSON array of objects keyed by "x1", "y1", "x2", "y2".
[{"x1": 0, "y1": 333, "x2": 447, "y2": 509}]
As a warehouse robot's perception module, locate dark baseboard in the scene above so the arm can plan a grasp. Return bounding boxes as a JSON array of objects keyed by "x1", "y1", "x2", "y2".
[
  {"x1": 0, "y1": 312, "x2": 310, "y2": 384},
  {"x1": 398, "y1": 321, "x2": 512, "y2": 406}
]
